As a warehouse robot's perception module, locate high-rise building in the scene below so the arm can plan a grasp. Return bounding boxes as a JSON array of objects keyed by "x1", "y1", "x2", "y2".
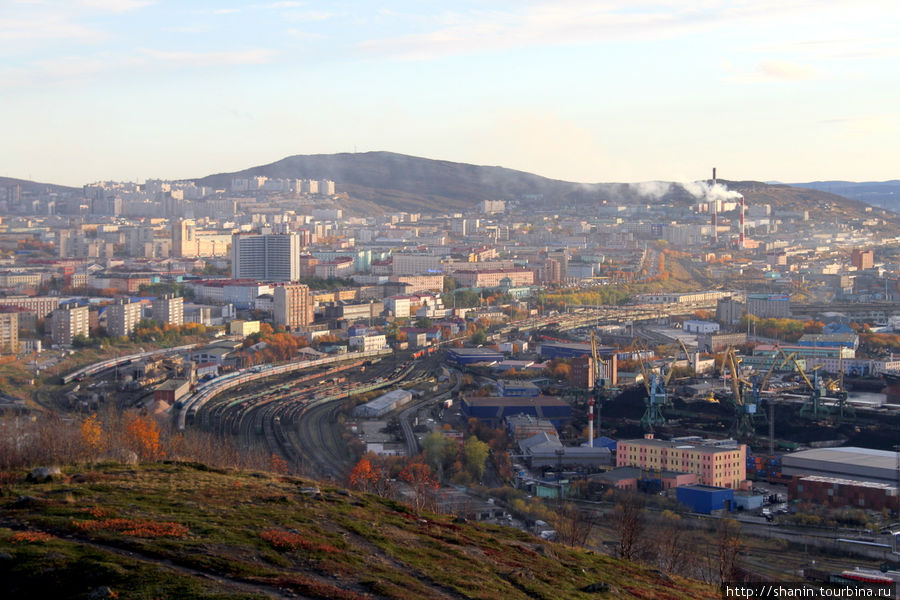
[
  {"x1": 850, "y1": 249, "x2": 874, "y2": 270},
  {"x1": 172, "y1": 219, "x2": 196, "y2": 258},
  {"x1": 273, "y1": 283, "x2": 312, "y2": 330},
  {"x1": 106, "y1": 299, "x2": 142, "y2": 338},
  {"x1": 0, "y1": 312, "x2": 19, "y2": 354},
  {"x1": 51, "y1": 304, "x2": 89, "y2": 346},
  {"x1": 231, "y1": 231, "x2": 301, "y2": 281},
  {"x1": 151, "y1": 294, "x2": 183, "y2": 326}
]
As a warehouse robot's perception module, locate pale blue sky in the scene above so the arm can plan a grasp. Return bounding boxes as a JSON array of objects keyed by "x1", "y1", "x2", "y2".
[{"x1": 2, "y1": 0, "x2": 898, "y2": 186}]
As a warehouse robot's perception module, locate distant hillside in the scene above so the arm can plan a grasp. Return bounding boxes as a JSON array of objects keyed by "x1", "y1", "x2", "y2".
[
  {"x1": 192, "y1": 152, "x2": 883, "y2": 219},
  {"x1": 194, "y1": 151, "x2": 599, "y2": 213},
  {"x1": 0, "y1": 176, "x2": 77, "y2": 195},
  {"x1": 790, "y1": 180, "x2": 900, "y2": 211},
  {"x1": 0, "y1": 462, "x2": 716, "y2": 600}
]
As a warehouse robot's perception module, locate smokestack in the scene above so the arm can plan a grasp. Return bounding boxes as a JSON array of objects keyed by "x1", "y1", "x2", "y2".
[
  {"x1": 588, "y1": 395, "x2": 594, "y2": 448},
  {"x1": 711, "y1": 168, "x2": 718, "y2": 243},
  {"x1": 739, "y1": 195, "x2": 745, "y2": 248}
]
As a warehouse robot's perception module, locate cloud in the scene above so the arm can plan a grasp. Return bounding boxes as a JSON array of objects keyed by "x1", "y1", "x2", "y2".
[
  {"x1": 266, "y1": 1, "x2": 306, "y2": 7},
  {"x1": 0, "y1": 15, "x2": 101, "y2": 42},
  {"x1": 78, "y1": 0, "x2": 154, "y2": 11},
  {"x1": 139, "y1": 47, "x2": 278, "y2": 67},
  {"x1": 757, "y1": 59, "x2": 819, "y2": 80},
  {"x1": 213, "y1": 8, "x2": 240, "y2": 15}
]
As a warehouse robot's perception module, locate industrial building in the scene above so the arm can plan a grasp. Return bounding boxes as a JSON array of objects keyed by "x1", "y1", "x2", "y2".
[
  {"x1": 781, "y1": 447, "x2": 900, "y2": 485},
  {"x1": 353, "y1": 389, "x2": 413, "y2": 419},
  {"x1": 676, "y1": 485, "x2": 735, "y2": 514},
  {"x1": 445, "y1": 347, "x2": 504, "y2": 366},
  {"x1": 616, "y1": 436, "x2": 747, "y2": 489},
  {"x1": 496, "y1": 380, "x2": 541, "y2": 397},
  {"x1": 461, "y1": 395, "x2": 572, "y2": 428},
  {"x1": 789, "y1": 475, "x2": 897, "y2": 511},
  {"x1": 590, "y1": 466, "x2": 698, "y2": 491}
]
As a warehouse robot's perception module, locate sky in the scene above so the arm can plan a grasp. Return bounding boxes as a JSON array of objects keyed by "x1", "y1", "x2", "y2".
[{"x1": 2, "y1": 0, "x2": 899, "y2": 187}]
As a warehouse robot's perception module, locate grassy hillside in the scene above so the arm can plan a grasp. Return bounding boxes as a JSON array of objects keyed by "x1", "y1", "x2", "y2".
[{"x1": 0, "y1": 462, "x2": 716, "y2": 600}]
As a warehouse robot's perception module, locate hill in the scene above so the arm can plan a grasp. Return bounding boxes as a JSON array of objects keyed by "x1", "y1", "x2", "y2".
[
  {"x1": 789, "y1": 180, "x2": 900, "y2": 212},
  {"x1": 192, "y1": 151, "x2": 882, "y2": 219},
  {"x1": 0, "y1": 462, "x2": 715, "y2": 600},
  {"x1": 0, "y1": 176, "x2": 78, "y2": 195},
  {"x1": 193, "y1": 151, "x2": 599, "y2": 213}
]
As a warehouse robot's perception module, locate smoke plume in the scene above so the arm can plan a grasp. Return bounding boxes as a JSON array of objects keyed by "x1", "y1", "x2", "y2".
[{"x1": 681, "y1": 180, "x2": 742, "y2": 202}]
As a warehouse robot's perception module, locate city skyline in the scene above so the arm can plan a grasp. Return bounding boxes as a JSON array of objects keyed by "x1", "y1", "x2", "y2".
[{"x1": 2, "y1": 0, "x2": 899, "y2": 186}]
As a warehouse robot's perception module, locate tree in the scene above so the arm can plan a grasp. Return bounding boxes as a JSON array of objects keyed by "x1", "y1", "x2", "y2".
[
  {"x1": 269, "y1": 453, "x2": 289, "y2": 475},
  {"x1": 614, "y1": 492, "x2": 645, "y2": 561},
  {"x1": 422, "y1": 432, "x2": 456, "y2": 481},
  {"x1": 124, "y1": 413, "x2": 163, "y2": 461},
  {"x1": 552, "y1": 501, "x2": 600, "y2": 547},
  {"x1": 716, "y1": 518, "x2": 743, "y2": 584},
  {"x1": 399, "y1": 460, "x2": 439, "y2": 512},
  {"x1": 470, "y1": 330, "x2": 487, "y2": 346},
  {"x1": 349, "y1": 456, "x2": 380, "y2": 492},
  {"x1": 462, "y1": 437, "x2": 489, "y2": 482},
  {"x1": 80, "y1": 414, "x2": 103, "y2": 457}
]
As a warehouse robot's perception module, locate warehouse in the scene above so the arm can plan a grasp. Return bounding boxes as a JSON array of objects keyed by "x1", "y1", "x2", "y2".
[
  {"x1": 676, "y1": 485, "x2": 734, "y2": 514},
  {"x1": 789, "y1": 475, "x2": 897, "y2": 511},
  {"x1": 445, "y1": 347, "x2": 504, "y2": 366},
  {"x1": 353, "y1": 389, "x2": 413, "y2": 418},
  {"x1": 538, "y1": 342, "x2": 615, "y2": 360},
  {"x1": 781, "y1": 447, "x2": 900, "y2": 485},
  {"x1": 461, "y1": 396, "x2": 572, "y2": 428}
]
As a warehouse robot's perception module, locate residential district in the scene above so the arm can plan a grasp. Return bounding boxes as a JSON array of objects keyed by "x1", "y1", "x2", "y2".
[{"x1": 3, "y1": 172, "x2": 900, "y2": 587}]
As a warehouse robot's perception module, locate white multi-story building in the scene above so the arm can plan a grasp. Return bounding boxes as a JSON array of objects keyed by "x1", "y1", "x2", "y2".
[
  {"x1": 391, "y1": 253, "x2": 445, "y2": 276},
  {"x1": 349, "y1": 334, "x2": 387, "y2": 352},
  {"x1": 152, "y1": 295, "x2": 184, "y2": 326},
  {"x1": 231, "y1": 231, "x2": 301, "y2": 282},
  {"x1": 106, "y1": 299, "x2": 142, "y2": 338},
  {"x1": 51, "y1": 304, "x2": 89, "y2": 346}
]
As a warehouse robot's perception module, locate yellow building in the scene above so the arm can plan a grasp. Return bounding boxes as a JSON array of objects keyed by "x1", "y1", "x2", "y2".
[{"x1": 228, "y1": 320, "x2": 261, "y2": 337}]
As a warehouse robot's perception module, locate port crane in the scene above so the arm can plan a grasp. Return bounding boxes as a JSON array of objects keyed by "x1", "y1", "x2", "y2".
[
  {"x1": 723, "y1": 347, "x2": 766, "y2": 438},
  {"x1": 587, "y1": 330, "x2": 610, "y2": 445}
]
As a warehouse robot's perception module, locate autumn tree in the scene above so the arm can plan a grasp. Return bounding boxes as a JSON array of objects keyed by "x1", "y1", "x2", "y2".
[
  {"x1": 399, "y1": 460, "x2": 439, "y2": 512},
  {"x1": 79, "y1": 414, "x2": 104, "y2": 458},
  {"x1": 123, "y1": 413, "x2": 163, "y2": 461},
  {"x1": 269, "y1": 453, "x2": 289, "y2": 475}
]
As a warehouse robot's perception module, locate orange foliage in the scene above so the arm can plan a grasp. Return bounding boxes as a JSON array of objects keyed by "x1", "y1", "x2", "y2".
[
  {"x1": 124, "y1": 413, "x2": 163, "y2": 461},
  {"x1": 269, "y1": 454, "x2": 289, "y2": 475},
  {"x1": 10, "y1": 531, "x2": 54, "y2": 543},
  {"x1": 80, "y1": 414, "x2": 103, "y2": 454},
  {"x1": 260, "y1": 529, "x2": 340, "y2": 554},
  {"x1": 74, "y1": 518, "x2": 188, "y2": 538}
]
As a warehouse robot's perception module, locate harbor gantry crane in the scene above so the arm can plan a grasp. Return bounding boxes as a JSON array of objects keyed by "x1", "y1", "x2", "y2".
[
  {"x1": 724, "y1": 347, "x2": 764, "y2": 438},
  {"x1": 637, "y1": 345, "x2": 670, "y2": 433},
  {"x1": 588, "y1": 330, "x2": 609, "y2": 446}
]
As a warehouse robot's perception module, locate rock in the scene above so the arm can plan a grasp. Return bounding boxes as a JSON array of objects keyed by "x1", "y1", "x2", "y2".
[
  {"x1": 0, "y1": 552, "x2": 12, "y2": 561},
  {"x1": 298, "y1": 487, "x2": 321, "y2": 495},
  {"x1": 11, "y1": 495, "x2": 42, "y2": 508},
  {"x1": 27, "y1": 467, "x2": 62, "y2": 483},
  {"x1": 582, "y1": 582, "x2": 611, "y2": 593},
  {"x1": 88, "y1": 586, "x2": 117, "y2": 599}
]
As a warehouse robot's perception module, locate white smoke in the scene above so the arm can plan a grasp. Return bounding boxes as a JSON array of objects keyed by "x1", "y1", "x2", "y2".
[
  {"x1": 681, "y1": 180, "x2": 742, "y2": 202},
  {"x1": 629, "y1": 180, "x2": 672, "y2": 200}
]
